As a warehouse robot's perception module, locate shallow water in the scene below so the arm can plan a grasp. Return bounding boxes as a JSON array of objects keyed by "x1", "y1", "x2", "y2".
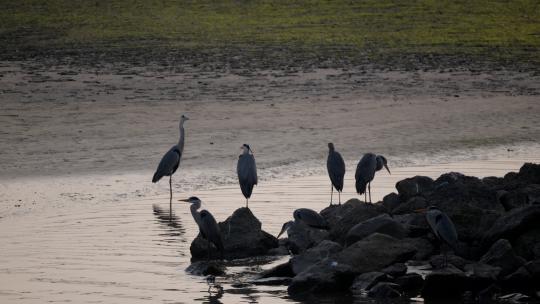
[{"x1": 1, "y1": 150, "x2": 539, "y2": 303}]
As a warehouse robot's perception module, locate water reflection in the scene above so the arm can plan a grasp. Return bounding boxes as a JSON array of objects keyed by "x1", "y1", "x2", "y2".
[{"x1": 152, "y1": 204, "x2": 186, "y2": 241}]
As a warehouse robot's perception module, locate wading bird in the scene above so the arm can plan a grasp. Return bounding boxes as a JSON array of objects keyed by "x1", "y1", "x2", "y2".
[
  {"x1": 417, "y1": 205, "x2": 458, "y2": 267},
  {"x1": 327, "y1": 143, "x2": 346, "y2": 206},
  {"x1": 237, "y1": 144, "x2": 258, "y2": 208},
  {"x1": 355, "y1": 153, "x2": 391, "y2": 203},
  {"x1": 179, "y1": 196, "x2": 224, "y2": 260},
  {"x1": 152, "y1": 114, "x2": 189, "y2": 218},
  {"x1": 277, "y1": 208, "x2": 329, "y2": 238}
]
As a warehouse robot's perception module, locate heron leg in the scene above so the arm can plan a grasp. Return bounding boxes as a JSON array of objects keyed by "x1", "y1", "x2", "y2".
[
  {"x1": 330, "y1": 184, "x2": 333, "y2": 206},
  {"x1": 368, "y1": 182, "x2": 372, "y2": 203},
  {"x1": 246, "y1": 198, "x2": 249, "y2": 209},
  {"x1": 169, "y1": 175, "x2": 173, "y2": 221},
  {"x1": 338, "y1": 191, "x2": 341, "y2": 205},
  {"x1": 364, "y1": 191, "x2": 367, "y2": 203}
]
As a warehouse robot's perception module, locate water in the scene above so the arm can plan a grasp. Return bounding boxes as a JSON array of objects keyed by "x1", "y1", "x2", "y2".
[{"x1": 1, "y1": 152, "x2": 539, "y2": 303}]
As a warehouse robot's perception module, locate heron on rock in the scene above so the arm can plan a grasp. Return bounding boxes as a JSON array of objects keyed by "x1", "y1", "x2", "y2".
[
  {"x1": 355, "y1": 153, "x2": 390, "y2": 203},
  {"x1": 237, "y1": 144, "x2": 258, "y2": 208},
  {"x1": 277, "y1": 208, "x2": 329, "y2": 238}
]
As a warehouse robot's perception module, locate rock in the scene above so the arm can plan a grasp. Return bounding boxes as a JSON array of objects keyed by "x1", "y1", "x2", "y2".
[
  {"x1": 345, "y1": 214, "x2": 407, "y2": 245},
  {"x1": 283, "y1": 220, "x2": 330, "y2": 254},
  {"x1": 502, "y1": 266, "x2": 533, "y2": 291},
  {"x1": 430, "y1": 254, "x2": 468, "y2": 270},
  {"x1": 393, "y1": 213, "x2": 430, "y2": 237},
  {"x1": 320, "y1": 199, "x2": 383, "y2": 243},
  {"x1": 251, "y1": 276, "x2": 292, "y2": 286},
  {"x1": 350, "y1": 271, "x2": 389, "y2": 291},
  {"x1": 368, "y1": 282, "x2": 402, "y2": 298},
  {"x1": 185, "y1": 261, "x2": 226, "y2": 276},
  {"x1": 381, "y1": 263, "x2": 407, "y2": 277},
  {"x1": 515, "y1": 163, "x2": 540, "y2": 184},
  {"x1": 482, "y1": 205, "x2": 540, "y2": 247},
  {"x1": 392, "y1": 196, "x2": 428, "y2": 215},
  {"x1": 478, "y1": 284, "x2": 502, "y2": 304},
  {"x1": 464, "y1": 262, "x2": 501, "y2": 291},
  {"x1": 337, "y1": 233, "x2": 417, "y2": 274},
  {"x1": 498, "y1": 293, "x2": 531, "y2": 303},
  {"x1": 498, "y1": 185, "x2": 540, "y2": 211},
  {"x1": 395, "y1": 273, "x2": 424, "y2": 294},
  {"x1": 480, "y1": 239, "x2": 525, "y2": 276},
  {"x1": 259, "y1": 261, "x2": 294, "y2": 278},
  {"x1": 267, "y1": 244, "x2": 290, "y2": 256},
  {"x1": 395, "y1": 176, "x2": 435, "y2": 201},
  {"x1": 190, "y1": 207, "x2": 278, "y2": 260},
  {"x1": 382, "y1": 192, "x2": 401, "y2": 212},
  {"x1": 291, "y1": 240, "x2": 342, "y2": 275},
  {"x1": 421, "y1": 265, "x2": 468, "y2": 299},
  {"x1": 287, "y1": 258, "x2": 356, "y2": 296},
  {"x1": 513, "y1": 226, "x2": 540, "y2": 260},
  {"x1": 524, "y1": 259, "x2": 540, "y2": 279}
]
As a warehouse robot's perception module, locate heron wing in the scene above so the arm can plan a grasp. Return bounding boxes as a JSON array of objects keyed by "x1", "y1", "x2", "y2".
[
  {"x1": 327, "y1": 151, "x2": 346, "y2": 191},
  {"x1": 295, "y1": 208, "x2": 329, "y2": 229},
  {"x1": 435, "y1": 213, "x2": 458, "y2": 249},
  {"x1": 237, "y1": 154, "x2": 258, "y2": 198},
  {"x1": 152, "y1": 146, "x2": 181, "y2": 183},
  {"x1": 200, "y1": 210, "x2": 224, "y2": 252},
  {"x1": 355, "y1": 153, "x2": 376, "y2": 194}
]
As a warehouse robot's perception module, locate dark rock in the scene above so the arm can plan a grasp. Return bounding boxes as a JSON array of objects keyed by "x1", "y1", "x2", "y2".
[
  {"x1": 190, "y1": 207, "x2": 278, "y2": 260},
  {"x1": 502, "y1": 266, "x2": 533, "y2": 291},
  {"x1": 482, "y1": 205, "x2": 540, "y2": 247},
  {"x1": 404, "y1": 237, "x2": 436, "y2": 260},
  {"x1": 345, "y1": 214, "x2": 407, "y2": 245},
  {"x1": 480, "y1": 239, "x2": 525, "y2": 276},
  {"x1": 395, "y1": 273, "x2": 424, "y2": 294},
  {"x1": 287, "y1": 258, "x2": 356, "y2": 296},
  {"x1": 498, "y1": 185, "x2": 540, "y2": 211},
  {"x1": 251, "y1": 276, "x2": 292, "y2": 286},
  {"x1": 381, "y1": 263, "x2": 407, "y2": 277},
  {"x1": 283, "y1": 220, "x2": 330, "y2": 254},
  {"x1": 392, "y1": 196, "x2": 428, "y2": 215},
  {"x1": 498, "y1": 293, "x2": 531, "y2": 303},
  {"x1": 516, "y1": 163, "x2": 540, "y2": 184},
  {"x1": 395, "y1": 176, "x2": 435, "y2": 201},
  {"x1": 382, "y1": 192, "x2": 401, "y2": 212},
  {"x1": 430, "y1": 254, "x2": 468, "y2": 270},
  {"x1": 478, "y1": 284, "x2": 502, "y2": 304},
  {"x1": 291, "y1": 240, "x2": 342, "y2": 275},
  {"x1": 267, "y1": 244, "x2": 290, "y2": 256},
  {"x1": 421, "y1": 265, "x2": 468, "y2": 299},
  {"x1": 321, "y1": 199, "x2": 384, "y2": 243},
  {"x1": 514, "y1": 226, "x2": 540, "y2": 260},
  {"x1": 350, "y1": 271, "x2": 389, "y2": 291},
  {"x1": 524, "y1": 259, "x2": 540, "y2": 279},
  {"x1": 337, "y1": 233, "x2": 417, "y2": 274},
  {"x1": 185, "y1": 261, "x2": 226, "y2": 276},
  {"x1": 368, "y1": 282, "x2": 402, "y2": 298},
  {"x1": 393, "y1": 213, "x2": 430, "y2": 237},
  {"x1": 465, "y1": 263, "x2": 501, "y2": 291},
  {"x1": 259, "y1": 261, "x2": 294, "y2": 278}
]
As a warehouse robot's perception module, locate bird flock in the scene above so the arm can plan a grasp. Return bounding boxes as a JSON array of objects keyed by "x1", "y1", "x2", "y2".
[{"x1": 152, "y1": 115, "x2": 457, "y2": 261}]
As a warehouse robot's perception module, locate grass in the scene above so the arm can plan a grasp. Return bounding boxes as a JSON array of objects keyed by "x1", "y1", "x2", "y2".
[{"x1": 1, "y1": 0, "x2": 539, "y2": 64}]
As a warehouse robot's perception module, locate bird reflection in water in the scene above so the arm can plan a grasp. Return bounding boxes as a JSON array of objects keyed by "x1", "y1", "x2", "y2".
[
  {"x1": 204, "y1": 275, "x2": 224, "y2": 304},
  {"x1": 152, "y1": 204, "x2": 186, "y2": 241}
]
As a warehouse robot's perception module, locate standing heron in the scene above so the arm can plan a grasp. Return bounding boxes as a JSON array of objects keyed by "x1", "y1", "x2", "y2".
[
  {"x1": 417, "y1": 206, "x2": 458, "y2": 267},
  {"x1": 237, "y1": 144, "x2": 257, "y2": 208},
  {"x1": 179, "y1": 196, "x2": 224, "y2": 260},
  {"x1": 277, "y1": 208, "x2": 329, "y2": 238},
  {"x1": 355, "y1": 153, "x2": 391, "y2": 203},
  {"x1": 327, "y1": 143, "x2": 346, "y2": 206},
  {"x1": 152, "y1": 114, "x2": 189, "y2": 218}
]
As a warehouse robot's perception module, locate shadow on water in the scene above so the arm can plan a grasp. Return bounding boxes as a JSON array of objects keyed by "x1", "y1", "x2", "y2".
[{"x1": 152, "y1": 204, "x2": 186, "y2": 242}]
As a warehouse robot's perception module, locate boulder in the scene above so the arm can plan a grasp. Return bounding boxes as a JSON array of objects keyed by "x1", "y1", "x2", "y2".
[
  {"x1": 320, "y1": 199, "x2": 384, "y2": 243},
  {"x1": 283, "y1": 221, "x2": 330, "y2": 254},
  {"x1": 513, "y1": 226, "x2": 540, "y2": 260},
  {"x1": 479, "y1": 239, "x2": 525, "y2": 276},
  {"x1": 287, "y1": 258, "x2": 356, "y2": 296},
  {"x1": 395, "y1": 176, "x2": 435, "y2": 201},
  {"x1": 502, "y1": 266, "x2": 533, "y2": 291},
  {"x1": 430, "y1": 254, "x2": 468, "y2": 270},
  {"x1": 368, "y1": 282, "x2": 402, "y2": 298},
  {"x1": 393, "y1": 213, "x2": 430, "y2": 237},
  {"x1": 515, "y1": 163, "x2": 540, "y2": 184},
  {"x1": 392, "y1": 196, "x2": 428, "y2": 215},
  {"x1": 395, "y1": 273, "x2": 424, "y2": 295},
  {"x1": 185, "y1": 261, "x2": 226, "y2": 276},
  {"x1": 259, "y1": 261, "x2": 294, "y2": 278},
  {"x1": 498, "y1": 185, "x2": 540, "y2": 211},
  {"x1": 190, "y1": 207, "x2": 278, "y2": 260},
  {"x1": 251, "y1": 276, "x2": 292, "y2": 286},
  {"x1": 421, "y1": 265, "x2": 468, "y2": 299},
  {"x1": 350, "y1": 271, "x2": 389, "y2": 291},
  {"x1": 382, "y1": 192, "x2": 401, "y2": 212},
  {"x1": 345, "y1": 214, "x2": 407, "y2": 245},
  {"x1": 337, "y1": 233, "x2": 417, "y2": 274},
  {"x1": 482, "y1": 205, "x2": 540, "y2": 247},
  {"x1": 291, "y1": 240, "x2": 342, "y2": 275},
  {"x1": 464, "y1": 262, "x2": 501, "y2": 291},
  {"x1": 381, "y1": 263, "x2": 407, "y2": 277},
  {"x1": 404, "y1": 237, "x2": 436, "y2": 260}
]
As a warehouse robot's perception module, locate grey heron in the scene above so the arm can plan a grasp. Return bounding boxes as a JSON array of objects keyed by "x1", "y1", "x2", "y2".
[
  {"x1": 417, "y1": 206, "x2": 458, "y2": 267},
  {"x1": 179, "y1": 196, "x2": 224, "y2": 260},
  {"x1": 237, "y1": 144, "x2": 258, "y2": 208},
  {"x1": 277, "y1": 208, "x2": 329, "y2": 238},
  {"x1": 355, "y1": 153, "x2": 390, "y2": 203},
  {"x1": 327, "y1": 143, "x2": 346, "y2": 205},
  {"x1": 152, "y1": 114, "x2": 189, "y2": 218}
]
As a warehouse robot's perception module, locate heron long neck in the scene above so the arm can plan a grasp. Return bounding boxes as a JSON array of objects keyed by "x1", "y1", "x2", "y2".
[
  {"x1": 178, "y1": 121, "x2": 185, "y2": 153},
  {"x1": 190, "y1": 201, "x2": 202, "y2": 226}
]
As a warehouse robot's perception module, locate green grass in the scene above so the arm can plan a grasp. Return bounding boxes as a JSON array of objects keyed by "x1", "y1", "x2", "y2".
[{"x1": 1, "y1": 0, "x2": 539, "y2": 63}]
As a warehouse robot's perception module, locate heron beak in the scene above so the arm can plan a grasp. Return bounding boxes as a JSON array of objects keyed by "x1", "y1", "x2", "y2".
[
  {"x1": 414, "y1": 208, "x2": 427, "y2": 213},
  {"x1": 384, "y1": 164, "x2": 391, "y2": 174},
  {"x1": 277, "y1": 225, "x2": 288, "y2": 238},
  {"x1": 178, "y1": 198, "x2": 190, "y2": 202}
]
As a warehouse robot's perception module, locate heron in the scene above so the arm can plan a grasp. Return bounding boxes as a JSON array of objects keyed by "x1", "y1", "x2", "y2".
[
  {"x1": 277, "y1": 208, "x2": 329, "y2": 238},
  {"x1": 237, "y1": 144, "x2": 258, "y2": 208},
  {"x1": 355, "y1": 153, "x2": 391, "y2": 203},
  {"x1": 417, "y1": 206, "x2": 458, "y2": 267},
  {"x1": 327, "y1": 143, "x2": 346, "y2": 206},
  {"x1": 179, "y1": 196, "x2": 224, "y2": 260},
  {"x1": 152, "y1": 114, "x2": 189, "y2": 218}
]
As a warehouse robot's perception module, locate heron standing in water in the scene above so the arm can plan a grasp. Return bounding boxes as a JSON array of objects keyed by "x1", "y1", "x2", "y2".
[
  {"x1": 179, "y1": 196, "x2": 224, "y2": 260},
  {"x1": 237, "y1": 144, "x2": 258, "y2": 208},
  {"x1": 355, "y1": 153, "x2": 390, "y2": 203},
  {"x1": 152, "y1": 114, "x2": 189, "y2": 218},
  {"x1": 327, "y1": 143, "x2": 346, "y2": 206}
]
